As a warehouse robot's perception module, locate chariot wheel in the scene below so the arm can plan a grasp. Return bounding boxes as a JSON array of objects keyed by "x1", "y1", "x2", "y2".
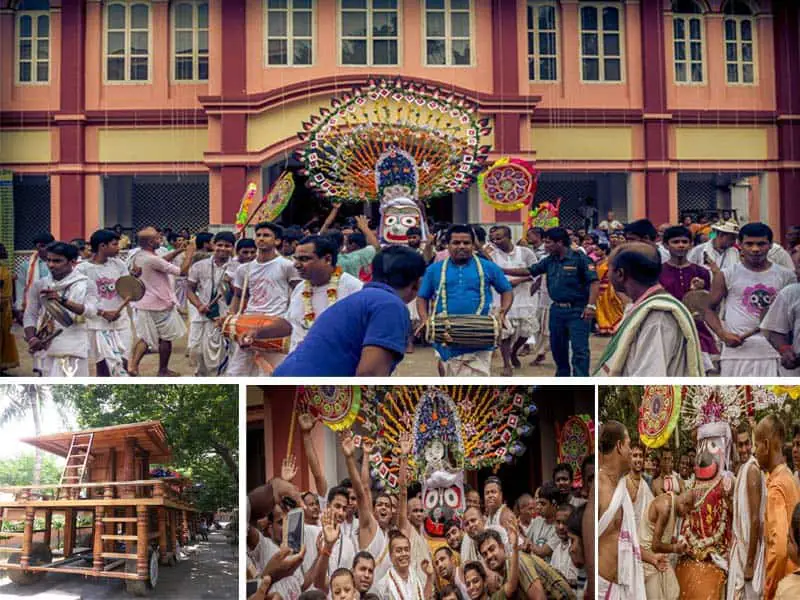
[
  {"x1": 7, "y1": 541, "x2": 52, "y2": 586},
  {"x1": 125, "y1": 548, "x2": 159, "y2": 596}
]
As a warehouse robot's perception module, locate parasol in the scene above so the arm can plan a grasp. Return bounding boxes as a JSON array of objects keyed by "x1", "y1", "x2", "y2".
[{"x1": 639, "y1": 385, "x2": 682, "y2": 448}]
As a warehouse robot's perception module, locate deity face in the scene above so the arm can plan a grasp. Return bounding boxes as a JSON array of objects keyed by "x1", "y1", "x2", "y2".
[
  {"x1": 381, "y1": 203, "x2": 422, "y2": 245},
  {"x1": 422, "y1": 476, "x2": 464, "y2": 539},
  {"x1": 695, "y1": 435, "x2": 727, "y2": 481}
]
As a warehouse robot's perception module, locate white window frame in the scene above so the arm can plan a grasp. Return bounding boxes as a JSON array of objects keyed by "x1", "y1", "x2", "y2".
[
  {"x1": 723, "y1": 15, "x2": 757, "y2": 86},
  {"x1": 338, "y1": 0, "x2": 401, "y2": 67},
  {"x1": 264, "y1": 0, "x2": 314, "y2": 67},
  {"x1": 15, "y1": 11, "x2": 50, "y2": 85},
  {"x1": 171, "y1": 1, "x2": 209, "y2": 82},
  {"x1": 672, "y1": 12, "x2": 705, "y2": 85},
  {"x1": 526, "y1": 1, "x2": 559, "y2": 82},
  {"x1": 103, "y1": 1, "x2": 152, "y2": 85},
  {"x1": 578, "y1": 2, "x2": 624, "y2": 83},
  {"x1": 423, "y1": 0, "x2": 473, "y2": 67}
]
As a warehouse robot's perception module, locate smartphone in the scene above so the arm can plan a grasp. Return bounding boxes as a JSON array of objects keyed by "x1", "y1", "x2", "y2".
[{"x1": 283, "y1": 507, "x2": 304, "y2": 554}]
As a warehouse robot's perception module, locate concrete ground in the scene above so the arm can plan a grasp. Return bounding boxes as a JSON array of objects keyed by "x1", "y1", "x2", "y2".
[
  {"x1": 0, "y1": 531, "x2": 238, "y2": 599},
  {"x1": 4, "y1": 321, "x2": 613, "y2": 377}
]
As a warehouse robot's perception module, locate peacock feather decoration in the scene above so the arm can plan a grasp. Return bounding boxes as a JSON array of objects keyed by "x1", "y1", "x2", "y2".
[
  {"x1": 296, "y1": 78, "x2": 492, "y2": 204},
  {"x1": 355, "y1": 386, "x2": 536, "y2": 492}
]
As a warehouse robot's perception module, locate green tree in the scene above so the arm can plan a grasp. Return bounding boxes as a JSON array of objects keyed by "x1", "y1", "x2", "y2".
[
  {"x1": 0, "y1": 452, "x2": 62, "y2": 487},
  {"x1": 0, "y1": 384, "x2": 74, "y2": 486},
  {"x1": 52, "y1": 385, "x2": 238, "y2": 513}
]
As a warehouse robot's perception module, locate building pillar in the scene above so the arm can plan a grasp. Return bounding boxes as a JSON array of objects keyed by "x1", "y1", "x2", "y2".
[
  {"x1": 640, "y1": 0, "x2": 670, "y2": 225},
  {"x1": 774, "y1": 2, "x2": 800, "y2": 240},
  {"x1": 54, "y1": 0, "x2": 87, "y2": 240},
  {"x1": 136, "y1": 505, "x2": 149, "y2": 580},
  {"x1": 20, "y1": 507, "x2": 35, "y2": 568},
  {"x1": 211, "y1": 0, "x2": 249, "y2": 224},
  {"x1": 63, "y1": 507, "x2": 76, "y2": 559},
  {"x1": 93, "y1": 506, "x2": 104, "y2": 571}
]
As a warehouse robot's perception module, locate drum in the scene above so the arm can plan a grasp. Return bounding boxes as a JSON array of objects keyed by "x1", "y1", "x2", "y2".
[
  {"x1": 43, "y1": 299, "x2": 74, "y2": 327},
  {"x1": 426, "y1": 314, "x2": 500, "y2": 348},
  {"x1": 682, "y1": 290, "x2": 711, "y2": 320},
  {"x1": 116, "y1": 275, "x2": 146, "y2": 302},
  {"x1": 220, "y1": 314, "x2": 290, "y2": 353}
]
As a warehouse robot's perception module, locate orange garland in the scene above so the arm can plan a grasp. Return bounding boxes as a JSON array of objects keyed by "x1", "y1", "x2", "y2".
[{"x1": 302, "y1": 267, "x2": 342, "y2": 328}]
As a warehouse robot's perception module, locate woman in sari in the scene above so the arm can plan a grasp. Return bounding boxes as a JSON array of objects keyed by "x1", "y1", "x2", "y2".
[
  {"x1": 0, "y1": 243, "x2": 19, "y2": 373},
  {"x1": 594, "y1": 243, "x2": 625, "y2": 334}
]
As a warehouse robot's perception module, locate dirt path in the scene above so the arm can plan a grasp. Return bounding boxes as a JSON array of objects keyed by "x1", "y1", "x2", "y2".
[{"x1": 0, "y1": 531, "x2": 238, "y2": 599}]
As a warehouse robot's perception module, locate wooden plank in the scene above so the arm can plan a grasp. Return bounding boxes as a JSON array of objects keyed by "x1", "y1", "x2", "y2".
[
  {"x1": 0, "y1": 547, "x2": 22, "y2": 553},
  {"x1": 104, "y1": 558, "x2": 126, "y2": 571},
  {"x1": 100, "y1": 552, "x2": 137, "y2": 560},
  {"x1": 19, "y1": 565, "x2": 142, "y2": 580},
  {"x1": 101, "y1": 534, "x2": 137, "y2": 541},
  {"x1": 104, "y1": 517, "x2": 138, "y2": 523}
]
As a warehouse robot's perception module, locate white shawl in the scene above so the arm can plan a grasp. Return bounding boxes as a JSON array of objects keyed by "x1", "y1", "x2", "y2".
[
  {"x1": 625, "y1": 474, "x2": 654, "y2": 534},
  {"x1": 726, "y1": 456, "x2": 766, "y2": 600},
  {"x1": 598, "y1": 476, "x2": 646, "y2": 600}
]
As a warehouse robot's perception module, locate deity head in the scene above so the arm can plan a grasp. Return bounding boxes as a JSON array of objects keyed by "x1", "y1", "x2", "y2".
[
  {"x1": 695, "y1": 422, "x2": 732, "y2": 482},
  {"x1": 376, "y1": 148, "x2": 428, "y2": 245}
]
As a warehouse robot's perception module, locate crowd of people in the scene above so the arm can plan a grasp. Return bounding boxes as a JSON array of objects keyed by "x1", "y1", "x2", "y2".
[
  {"x1": 3, "y1": 202, "x2": 799, "y2": 377},
  {"x1": 599, "y1": 417, "x2": 800, "y2": 599},
  {"x1": 246, "y1": 412, "x2": 595, "y2": 600}
]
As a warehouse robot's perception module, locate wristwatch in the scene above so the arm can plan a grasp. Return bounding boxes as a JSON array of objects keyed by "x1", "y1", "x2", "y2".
[{"x1": 586, "y1": 304, "x2": 597, "y2": 310}]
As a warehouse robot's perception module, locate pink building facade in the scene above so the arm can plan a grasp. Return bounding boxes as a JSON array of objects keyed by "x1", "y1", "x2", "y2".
[{"x1": 1, "y1": 0, "x2": 798, "y2": 248}]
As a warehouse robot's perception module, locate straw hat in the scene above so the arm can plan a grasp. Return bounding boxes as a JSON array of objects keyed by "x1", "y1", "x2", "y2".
[{"x1": 711, "y1": 219, "x2": 739, "y2": 234}]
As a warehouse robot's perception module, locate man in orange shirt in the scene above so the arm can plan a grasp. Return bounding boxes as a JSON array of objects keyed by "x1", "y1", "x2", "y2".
[{"x1": 755, "y1": 414, "x2": 800, "y2": 599}]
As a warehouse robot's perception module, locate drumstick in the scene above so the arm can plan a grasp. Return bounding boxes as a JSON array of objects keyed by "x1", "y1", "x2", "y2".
[{"x1": 287, "y1": 399, "x2": 298, "y2": 459}]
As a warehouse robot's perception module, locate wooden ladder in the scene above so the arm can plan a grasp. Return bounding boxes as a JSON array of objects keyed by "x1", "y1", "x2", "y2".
[{"x1": 57, "y1": 432, "x2": 94, "y2": 499}]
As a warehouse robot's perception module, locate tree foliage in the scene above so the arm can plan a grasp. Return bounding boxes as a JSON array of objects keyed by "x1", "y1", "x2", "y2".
[
  {"x1": 51, "y1": 384, "x2": 238, "y2": 513},
  {"x1": 0, "y1": 452, "x2": 62, "y2": 487}
]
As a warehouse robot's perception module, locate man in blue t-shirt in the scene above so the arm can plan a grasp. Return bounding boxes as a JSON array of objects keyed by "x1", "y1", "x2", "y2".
[
  {"x1": 265, "y1": 246, "x2": 427, "y2": 376},
  {"x1": 416, "y1": 224, "x2": 513, "y2": 377}
]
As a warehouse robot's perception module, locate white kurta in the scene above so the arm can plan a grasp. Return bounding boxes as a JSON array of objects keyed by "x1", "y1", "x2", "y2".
[{"x1": 619, "y1": 310, "x2": 694, "y2": 377}]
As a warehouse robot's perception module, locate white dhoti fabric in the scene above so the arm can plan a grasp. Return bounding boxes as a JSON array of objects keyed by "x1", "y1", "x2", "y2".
[
  {"x1": 719, "y1": 358, "x2": 779, "y2": 377},
  {"x1": 441, "y1": 349, "x2": 492, "y2": 377},
  {"x1": 598, "y1": 478, "x2": 646, "y2": 600},
  {"x1": 42, "y1": 356, "x2": 89, "y2": 377},
  {"x1": 88, "y1": 328, "x2": 132, "y2": 376},
  {"x1": 598, "y1": 576, "x2": 620, "y2": 600},
  {"x1": 188, "y1": 320, "x2": 229, "y2": 375},
  {"x1": 502, "y1": 315, "x2": 536, "y2": 342},
  {"x1": 528, "y1": 301, "x2": 550, "y2": 356},
  {"x1": 226, "y1": 345, "x2": 284, "y2": 377},
  {"x1": 727, "y1": 456, "x2": 765, "y2": 600},
  {"x1": 407, "y1": 298, "x2": 420, "y2": 322},
  {"x1": 134, "y1": 307, "x2": 186, "y2": 350}
]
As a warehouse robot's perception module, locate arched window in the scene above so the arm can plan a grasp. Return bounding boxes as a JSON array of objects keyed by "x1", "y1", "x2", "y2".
[
  {"x1": 173, "y1": 1, "x2": 209, "y2": 81},
  {"x1": 579, "y1": 2, "x2": 623, "y2": 82},
  {"x1": 526, "y1": 2, "x2": 558, "y2": 81},
  {"x1": 722, "y1": 0, "x2": 755, "y2": 84},
  {"x1": 672, "y1": 0, "x2": 704, "y2": 84},
  {"x1": 105, "y1": 2, "x2": 150, "y2": 82}
]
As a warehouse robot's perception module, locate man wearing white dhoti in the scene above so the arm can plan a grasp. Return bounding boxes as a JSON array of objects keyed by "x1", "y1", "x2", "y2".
[
  {"x1": 375, "y1": 531, "x2": 433, "y2": 600},
  {"x1": 186, "y1": 232, "x2": 236, "y2": 375},
  {"x1": 23, "y1": 242, "x2": 91, "y2": 377},
  {"x1": 77, "y1": 229, "x2": 133, "y2": 376},
  {"x1": 705, "y1": 223, "x2": 796, "y2": 377},
  {"x1": 727, "y1": 421, "x2": 766, "y2": 600},
  {"x1": 625, "y1": 443, "x2": 654, "y2": 533},
  {"x1": 598, "y1": 420, "x2": 664, "y2": 600}
]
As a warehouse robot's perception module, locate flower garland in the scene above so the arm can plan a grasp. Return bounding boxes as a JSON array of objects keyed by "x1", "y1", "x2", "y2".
[
  {"x1": 437, "y1": 255, "x2": 486, "y2": 316},
  {"x1": 302, "y1": 267, "x2": 342, "y2": 328}
]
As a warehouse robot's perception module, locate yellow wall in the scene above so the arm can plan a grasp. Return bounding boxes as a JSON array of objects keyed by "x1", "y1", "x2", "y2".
[
  {"x1": 529, "y1": 126, "x2": 634, "y2": 160},
  {"x1": 674, "y1": 127, "x2": 770, "y2": 161},
  {"x1": 247, "y1": 95, "x2": 495, "y2": 154},
  {"x1": 0, "y1": 130, "x2": 51, "y2": 164},
  {"x1": 97, "y1": 128, "x2": 207, "y2": 163}
]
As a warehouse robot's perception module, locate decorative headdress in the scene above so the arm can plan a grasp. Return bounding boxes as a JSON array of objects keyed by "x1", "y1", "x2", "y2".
[
  {"x1": 296, "y1": 78, "x2": 491, "y2": 244},
  {"x1": 479, "y1": 157, "x2": 538, "y2": 211}
]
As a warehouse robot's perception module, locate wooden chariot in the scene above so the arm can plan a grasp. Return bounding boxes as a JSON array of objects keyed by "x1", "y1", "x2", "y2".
[{"x1": 0, "y1": 421, "x2": 200, "y2": 596}]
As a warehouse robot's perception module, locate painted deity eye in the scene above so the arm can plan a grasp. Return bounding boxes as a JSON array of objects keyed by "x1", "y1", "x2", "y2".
[
  {"x1": 443, "y1": 486, "x2": 462, "y2": 509},
  {"x1": 386, "y1": 216, "x2": 398, "y2": 226},
  {"x1": 401, "y1": 216, "x2": 417, "y2": 228},
  {"x1": 424, "y1": 489, "x2": 440, "y2": 510}
]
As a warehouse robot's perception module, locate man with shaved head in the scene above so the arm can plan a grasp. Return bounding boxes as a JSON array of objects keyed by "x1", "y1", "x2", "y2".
[
  {"x1": 593, "y1": 242, "x2": 703, "y2": 376},
  {"x1": 755, "y1": 414, "x2": 800, "y2": 599}
]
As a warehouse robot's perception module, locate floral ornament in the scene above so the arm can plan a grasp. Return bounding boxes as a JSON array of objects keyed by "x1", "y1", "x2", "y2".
[
  {"x1": 297, "y1": 385, "x2": 361, "y2": 432},
  {"x1": 556, "y1": 415, "x2": 595, "y2": 487},
  {"x1": 527, "y1": 198, "x2": 561, "y2": 229},
  {"x1": 301, "y1": 267, "x2": 342, "y2": 328},
  {"x1": 638, "y1": 386, "x2": 682, "y2": 449},
  {"x1": 479, "y1": 157, "x2": 538, "y2": 211}
]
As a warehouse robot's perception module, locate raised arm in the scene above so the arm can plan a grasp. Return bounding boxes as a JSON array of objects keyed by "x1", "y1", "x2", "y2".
[
  {"x1": 355, "y1": 215, "x2": 381, "y2": 250},
  {"x1": 319, "y1": 203, "x2": 340, "y2": 234},
  {"x1": 298, "y1": 413, "x2": 329, "y2": 495},
  {"x1": 308, "y1": 507, "x2": 340, "y2": 591},
  {"x1": 503, "y1": 518, "x2": 521, "y2": 598},
  {"x1": 397, "y1": 430, "x2": 413, "y2": 537},
  {"x1": 339, "y1": 430, "x2": 377, "y2": 549}
]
